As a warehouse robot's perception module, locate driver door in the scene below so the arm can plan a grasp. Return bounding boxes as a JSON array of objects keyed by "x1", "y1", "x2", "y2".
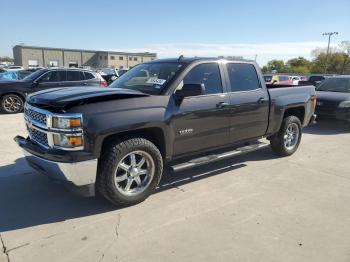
[
  {"x1": 34, "y1": 70, "x2": 67, "y2": 91},
  {"x1": 171, "y1": 63, "x2": 231, "y2": 157}
]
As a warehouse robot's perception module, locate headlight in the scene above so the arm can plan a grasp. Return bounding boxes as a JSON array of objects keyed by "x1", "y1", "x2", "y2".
[
  {"x1": 53, "y1": 134, "x2": 83, "y2": 148},
  {"x1": 52, "y1": 116, "x2": 82, "y2": 129},
  {"x1": 51, "y1": 114, "x2": 83, "y2": 150},
  {"x1": 339, "y1": 101, "x2": 350, "y2": 108}
]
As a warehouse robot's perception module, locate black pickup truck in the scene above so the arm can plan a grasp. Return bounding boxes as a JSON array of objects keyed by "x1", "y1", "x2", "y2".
[{"x1": 15, "y1": 57, "x2": 316, "y2": 206}]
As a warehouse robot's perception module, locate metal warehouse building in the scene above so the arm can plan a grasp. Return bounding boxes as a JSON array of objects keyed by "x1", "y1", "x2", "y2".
[{"x1": 13, "y1": 45, "x2": 157, "y2": 69}]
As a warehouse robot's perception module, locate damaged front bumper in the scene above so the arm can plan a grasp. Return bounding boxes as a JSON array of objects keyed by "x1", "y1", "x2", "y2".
[{"x1": 15, "y1": 135, "x2": 98, "y2": 197}]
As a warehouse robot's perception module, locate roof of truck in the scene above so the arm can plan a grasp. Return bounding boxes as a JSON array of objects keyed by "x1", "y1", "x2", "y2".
[{"x1": 145, "y1": 57, "x2": 254, "y2": 64}]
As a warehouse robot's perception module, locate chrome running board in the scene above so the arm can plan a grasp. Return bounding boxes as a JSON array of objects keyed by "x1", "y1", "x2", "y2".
[{"x1": 171, "y1": 142, "x2": 269, "y2": 172}]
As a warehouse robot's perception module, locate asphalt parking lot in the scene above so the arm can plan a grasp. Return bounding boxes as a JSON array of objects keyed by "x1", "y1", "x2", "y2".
[{"x1": 0, "y1": 114, "x2": 350, "y2": 262}]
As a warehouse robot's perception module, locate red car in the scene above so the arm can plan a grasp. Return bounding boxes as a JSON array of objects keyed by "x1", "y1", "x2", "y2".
[{"x1": 264, "y1": 74, "x2": 293, "y2": 85}]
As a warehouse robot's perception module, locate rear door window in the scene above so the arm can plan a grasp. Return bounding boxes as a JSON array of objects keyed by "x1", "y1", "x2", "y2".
[
  {"x1": 226, "y1": 63, "x2": 260, "y2": 92},
  {"x1": 67, "y1": 71, "x2": 85, "y2": 81}
]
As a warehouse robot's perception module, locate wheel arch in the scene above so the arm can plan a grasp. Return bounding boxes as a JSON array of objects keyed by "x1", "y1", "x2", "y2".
[
  {"x1": 282, "y1": 106, "x2": 305, "y2": 125},
  {"x1": 0, "y1": 92, "x2": 25, "y2": 102},
  {"x1": 100, "y1": 127, "x2": 167, "y2": 161}
]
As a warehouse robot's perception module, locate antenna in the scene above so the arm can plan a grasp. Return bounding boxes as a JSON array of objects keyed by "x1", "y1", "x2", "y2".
[{"x1": 178, "y1": 55, "x2": 184, "y2": 61}]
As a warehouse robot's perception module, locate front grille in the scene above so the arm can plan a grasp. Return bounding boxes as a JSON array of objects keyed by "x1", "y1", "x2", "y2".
[
  {"x1": 24, "y1": 106, "x2": 47, "y2": 126},
  {"x1": 28, "y1": 127, "x2": 49, "y2": 147},
  {"x1": 23, "y1": 104, "x2": 84, "y2": 151}
]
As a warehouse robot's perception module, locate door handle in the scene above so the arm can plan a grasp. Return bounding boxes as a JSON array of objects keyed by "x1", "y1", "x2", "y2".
[
  {"x1": 216, "y1": 102, "x2": 229, "y2": 108},
  {"x1": 258, "y1": 97, "x2": 268, "y2": 104}
]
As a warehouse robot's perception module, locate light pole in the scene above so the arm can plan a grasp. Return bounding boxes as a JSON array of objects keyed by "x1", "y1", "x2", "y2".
[{"x1": 322, "y1": 32, "x2": 338, "y2": 74}]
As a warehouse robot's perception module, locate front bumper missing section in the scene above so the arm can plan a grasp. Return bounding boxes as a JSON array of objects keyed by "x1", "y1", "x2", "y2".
[{"x1": 15, "y1": 135, "x2": 98, "y2": 197}]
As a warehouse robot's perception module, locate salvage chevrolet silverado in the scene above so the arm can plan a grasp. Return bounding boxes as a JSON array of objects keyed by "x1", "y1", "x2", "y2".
[{"x1": 15, "y1": 57, "x2": 317, "y2": 206}]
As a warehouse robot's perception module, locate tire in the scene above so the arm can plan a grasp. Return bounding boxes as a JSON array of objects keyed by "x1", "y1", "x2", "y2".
[
  {"x1": 97, "y1": 138, "x2": 163, "y2": 206},
  {"x1": 1, "y1": 94, "x2": 24, "y2": 114},
  {"x1": 270, "y1": 116, "x2": 302, "y2": 156}
]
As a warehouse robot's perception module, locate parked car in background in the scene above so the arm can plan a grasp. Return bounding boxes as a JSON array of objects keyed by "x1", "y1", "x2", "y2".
[
  {"x1": 97, "y1": 68, "x2": 119, "y2": 85},
  {"x1": 7, "y1": 66, "x2": 24, "y2": 70},
  {"x1": 264, "y1": 74, "x2": 293, "y2": 85},
  {"x1": 0, "y1": 70, "x2": 32, "y2": 81},
  {"x1": 308, "y1": 75, "x2": 326, "y2": 86},
  {"x1": 27, "y1": 67, "x2": 45, "y2": 72},
  {"x1": 291, "y1": 76, "x2": 302, "y2": 85},
  {"x1": 315, "y1": 76, "x2": 350, "y2": 123},
  {"x1": 118, "y1": 69, "x2": 128, "y2": 76},
  {"x1": 0, "y1": 68, "x2": 107, "y2": 114},
  {"x1": 299, "y1": 75, "x2": 328, "y2": 86}
]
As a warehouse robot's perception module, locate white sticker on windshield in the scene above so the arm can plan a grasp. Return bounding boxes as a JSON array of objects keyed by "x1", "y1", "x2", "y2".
[{"x1": 146, "y1": 78, "x2": 167, "y2": 85}]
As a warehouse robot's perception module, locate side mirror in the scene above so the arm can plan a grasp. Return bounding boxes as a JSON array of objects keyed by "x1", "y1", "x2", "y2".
[{"x1": 174, "y1": 83, "x2": 204, "y2": 101}]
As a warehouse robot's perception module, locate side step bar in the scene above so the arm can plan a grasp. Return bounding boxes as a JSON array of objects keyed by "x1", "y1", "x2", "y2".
[{"x1": 171, "y1": 142, "x2": 269, "y2": 172}]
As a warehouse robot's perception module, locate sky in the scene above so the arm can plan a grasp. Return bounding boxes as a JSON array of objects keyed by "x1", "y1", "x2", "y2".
[{"x1": 1, "y1": 0, "x2": 350, "y2": 65}]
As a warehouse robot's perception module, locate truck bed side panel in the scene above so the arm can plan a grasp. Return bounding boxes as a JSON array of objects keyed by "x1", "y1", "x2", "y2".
[{"x1": 267, "y1": 86, "x2": 316, "y2": 135}]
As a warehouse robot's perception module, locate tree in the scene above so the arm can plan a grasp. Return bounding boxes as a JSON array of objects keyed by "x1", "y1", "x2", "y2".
[
  {"x1": 286, "y1": 57, "x2": 311, "y2": 68},
  {"x1": 311, "y1": 52, "x2": 350, "y2": 74},
  {"x1": 339, "y1": 41, "x2": 350, "y2": 55},
  {"x1": 261, "y1": 43, "x2": 350, "y2": 75},
  {"x1": 262, "y1": 58, "x2": 311, "y2": 74},
  {"x1": 261, "y1": 65, "x2": 269, "y2": 73},
  {"x1": 339, "y1": 41, "x2": 350, "y2": 74},
  {"x1": 264, "y1": 60, "x2": 286, "y2": 73},
  {"x1": 0, "y1": 56, "x2": 14, "y2": 63},
  {"x1": 285, "y1": 57, "x2": 311, "y2": 73}
]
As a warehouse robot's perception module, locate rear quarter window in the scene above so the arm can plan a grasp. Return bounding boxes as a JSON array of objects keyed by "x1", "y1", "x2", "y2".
[
  {"x1": 84, "y1": 72, "x2": 96, "y2": 80},
  {"x1": 309, "y1": 76, "x2": 325, "y2": 82},
  {"x1": 67, "y1": 71, "x2": 85, "y2": 81}
]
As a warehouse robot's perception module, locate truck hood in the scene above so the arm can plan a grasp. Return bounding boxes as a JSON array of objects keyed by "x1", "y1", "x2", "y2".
[{"x1": 27, "y1": 87, "x2": 149, "y2": 109}]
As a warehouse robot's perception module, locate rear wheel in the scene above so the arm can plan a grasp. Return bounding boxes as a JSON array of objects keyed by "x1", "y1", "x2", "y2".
[
  {"x1": 1, "y1": 94, "x2": 24, "y2": 114},
  {"x1": 270, "y1": 116, "x2": 302, "y2": 156},
  {"x1": 97, "y1": 138, "x2": 163, "y2": 206}
]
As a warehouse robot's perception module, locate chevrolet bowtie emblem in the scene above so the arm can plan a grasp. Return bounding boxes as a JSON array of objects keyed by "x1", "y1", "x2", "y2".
[{"x1": 27, "y1": 120, "x2": 33, "y2": 129}]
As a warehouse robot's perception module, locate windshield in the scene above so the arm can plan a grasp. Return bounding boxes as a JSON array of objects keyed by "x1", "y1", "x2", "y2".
[
  {"x1": 316, "y1": 78, "x2": 350, "y2": 93},
  {"x1": 0, "y1": 71, "x2": 19, "y2": 81},
  {"x1": 22, "y1": 68, "x2": 47, "y2": 81},
  {"x1": 98, "y1": 68, "x2": 116, "y2": 75},
  {"x1": 109, "y1": 62, "x2": 183, "y2": 95}
]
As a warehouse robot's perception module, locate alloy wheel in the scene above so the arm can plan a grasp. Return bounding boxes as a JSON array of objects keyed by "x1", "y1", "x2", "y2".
[
  {"x1": 114, "y1": 150, "x2": 155, "y2": 196},
  {"x1": 283, "y1": 123, "x2": 299, "y2": 150},
  {"x1": 3, "y1": 96, "x2": 23, "y2": 113}
]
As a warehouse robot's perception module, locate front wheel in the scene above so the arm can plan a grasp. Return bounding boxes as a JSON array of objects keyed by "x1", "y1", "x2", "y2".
[
  {"x1": 270, "y1": 116, "x2": 302, "y2": 156},
  {"x1": 1, "y1": 94, "x2": 24, "y2": 114},
  {"x1": 97, "y1": 138, "x2": 163, "y2": 206}
]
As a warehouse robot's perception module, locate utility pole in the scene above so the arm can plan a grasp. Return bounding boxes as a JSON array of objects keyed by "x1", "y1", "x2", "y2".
[{"x1": 322, "y1": 32, "x2": 338, "y2": 74}]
